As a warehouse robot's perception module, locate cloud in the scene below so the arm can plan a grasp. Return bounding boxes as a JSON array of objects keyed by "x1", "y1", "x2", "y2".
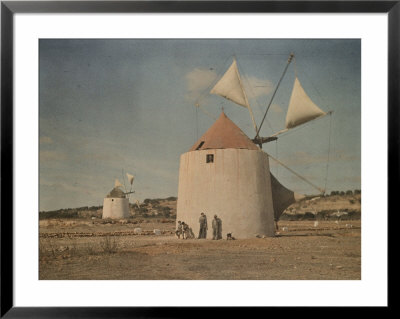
[
  {"x1": 40, "y1": 150, "x2": 66, "y2": 162},
  {"x1": 40, "y1": 136, "x2": 53, "y2": 144},
  {"x1": 41, "y1": 181, "x2": 89, "y2": 194},
  {"x1": 81, "y1": 151, "x2": 127, "y2": 163},
  {"x1": 185, "y1": 68, "x2": 217, "y2": 101},
  {"x1": 132, "y1": 157, "x2": 178, "y2": 182}
]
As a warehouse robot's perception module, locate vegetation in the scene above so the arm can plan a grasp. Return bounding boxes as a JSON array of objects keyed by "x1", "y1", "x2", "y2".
[
  {"x1": 39, "y1": 196, "x2": 178, "y2": 220},
  {"x1": 280, "y1": 209, "x2": 361, "y2": 221},
  {"x1": 100, "y1": 236, "x2": 119, "y2": 254},
  {"x1": 329, "y1": 189, "x2": 361, "y2": 196},
  {"x1": 39, "y1": 191, "x2": 360, "y2": 221},
  {"x1": 39, "y1": 210, "x2": 79, "y2": 220}
]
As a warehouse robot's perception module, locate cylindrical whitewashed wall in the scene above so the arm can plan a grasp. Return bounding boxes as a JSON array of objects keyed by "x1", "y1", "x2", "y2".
[
  {"x1": 176, "y1": 148, "x2": 275, "y2": 239},
  {"x1": 102, "y1": 198, "x2": 130, "y2": 219}
]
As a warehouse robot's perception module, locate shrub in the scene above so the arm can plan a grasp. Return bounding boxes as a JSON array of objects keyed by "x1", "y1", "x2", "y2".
[
  {"x1": 83, "y1": 242, "x2": 97, "y2": 255},
  {"x1": 39, "y1": 210, "x2": 79, "y2": 220},
  {"x1": 100, "y1": 236, "x2": 118, "y2": 254},
  {"x1": 138, "y1": 207, "x2": 148, "y2": 214},
  {"x1": 303, "y1": 212, "x2": 316, "y2": 220}
]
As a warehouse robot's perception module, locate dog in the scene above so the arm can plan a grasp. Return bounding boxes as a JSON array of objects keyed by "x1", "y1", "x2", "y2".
[{"x1": 227, "y1": 233, "x2": 236, "y2": 240}]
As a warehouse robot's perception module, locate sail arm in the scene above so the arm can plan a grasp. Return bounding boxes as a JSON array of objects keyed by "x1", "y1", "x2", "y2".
[
  {"x1": 286, "y1": 109, "x2": 331, "y2": 130},
  {"x1": 234, "y1": 61, "x2": 258, "y2": 133},
  {"x1": 256, "y1": 53, "x2": 294, "y2": 138},
  {"x1": 252, "y1": 110, "x2": 331, "y2": 145},
  {"x1": 268, "y1": 110, "x2": 333, "y2": 138}
]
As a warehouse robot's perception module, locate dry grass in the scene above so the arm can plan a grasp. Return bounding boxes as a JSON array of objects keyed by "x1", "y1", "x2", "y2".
[
  {"x1": 39, "y1": 219, "x2": 361, "y2": 280},
  {"x1": 100, "y1": 236, "x2": 119, "y2": 254}
]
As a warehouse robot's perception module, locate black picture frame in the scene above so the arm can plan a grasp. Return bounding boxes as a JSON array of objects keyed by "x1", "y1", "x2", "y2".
[{"x1": 1, "y1": 1, "x2": 396, "y2": 317}]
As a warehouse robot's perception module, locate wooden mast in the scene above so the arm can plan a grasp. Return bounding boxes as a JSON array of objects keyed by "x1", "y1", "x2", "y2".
[{"x1": 253, "y1": 53, "x2": 295, "y2": 147}]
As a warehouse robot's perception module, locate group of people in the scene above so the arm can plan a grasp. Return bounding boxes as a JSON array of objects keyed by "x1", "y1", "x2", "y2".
[
  {"x1": 177, "y1": 213, "x2": 223, "y2": 240},
  {"x1": 175, "y1": 221, "x2": 195, "y2": 239}
]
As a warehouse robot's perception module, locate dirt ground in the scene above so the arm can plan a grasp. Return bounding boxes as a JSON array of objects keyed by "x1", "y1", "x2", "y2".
[{"x1": 39, "y1": 219, "x2": 361, "y2": 280}]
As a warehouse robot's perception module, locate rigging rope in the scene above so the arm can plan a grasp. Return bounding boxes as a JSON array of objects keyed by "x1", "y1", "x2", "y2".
[
  {"x1": 195, "y1": 103, "x2": 217, "y2": 121},
  {"x1": 240, "y1": 68, "x2": 275, "y2": 134},
  {"x1": 266, "y1": 152, "x2": 325, "y2": 194},
  {"x1": 275, "y1": 139, "x2": 279, "y2": 178},
  {"x1": 268, "y1": 111, "x2": 333, "y2": 194},
  {"x1": 194, "y1": 55, "x2": 233, "y2": 115},
  {"x1": 195, "y1": 105, "x2": 199, "y2": 141},
  {"x1": 324, "y1": 112, "x2": 333, "y2": 193}
]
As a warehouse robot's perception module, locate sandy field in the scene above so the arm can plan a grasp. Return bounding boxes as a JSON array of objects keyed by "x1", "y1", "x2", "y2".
[{"x1": 39, "y1": 219, "x2": 361, "y2": 280}]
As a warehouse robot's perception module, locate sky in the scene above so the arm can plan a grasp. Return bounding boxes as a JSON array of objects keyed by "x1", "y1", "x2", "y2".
[{"x1": 39, "y1": 39, "x2": 361, "y2": 211}]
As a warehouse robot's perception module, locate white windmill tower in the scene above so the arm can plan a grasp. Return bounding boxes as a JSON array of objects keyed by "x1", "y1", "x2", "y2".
[
  {"x1": 102, "y1": 172, "x2": 135, "y2": 219},
  {"x1": 176, "y1": 54, "x2": 332, "y2": 238}
]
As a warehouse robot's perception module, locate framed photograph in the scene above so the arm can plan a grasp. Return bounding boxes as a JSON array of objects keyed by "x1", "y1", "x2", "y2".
[{"x1": 1, "y1": 0, "x2": 396, "y2": 316}]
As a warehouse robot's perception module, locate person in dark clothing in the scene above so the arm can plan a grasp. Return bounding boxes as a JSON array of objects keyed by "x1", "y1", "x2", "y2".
[
  {"x1": 198, "y1": 212, "x2": 208, "y2": 239},
  {"x1": 216, "y1": 216, "x2": 222, "y2": 240},
  {"x1": 212, "y1": 215, "x2": 222, "y2": 240},
  {"x1": 182, "y1": 222, "x2": 189, "y2": 239},
  {"x1": 176, "y1": 221, "x2": 183, "y2": 239}
]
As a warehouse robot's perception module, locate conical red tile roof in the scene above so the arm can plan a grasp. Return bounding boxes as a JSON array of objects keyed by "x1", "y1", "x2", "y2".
[{"x1": 189, "y1": 112, "x2": 259, "y2": 151}]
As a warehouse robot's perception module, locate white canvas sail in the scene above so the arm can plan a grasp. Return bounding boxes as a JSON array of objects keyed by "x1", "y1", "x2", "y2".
[
  {"x1": 210, "y1": 59, "x2": 248, "y2": 108},
  {"x1": 285, "y1": 77, "x2": 326, "y2": 129},
  {"x1": 114, "y1": 179, "x2": 123, "y2": 188},
  {"x1": 210, "y1": 59, "x2": 258, "y2": 132},
  {"x1": 126, "y1": 173, "x2": 134, "y2": 185}
]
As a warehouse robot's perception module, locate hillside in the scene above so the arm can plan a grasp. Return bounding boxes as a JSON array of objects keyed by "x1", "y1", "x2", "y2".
[
  {"x1": 39, "y1": 193, "x2": 360, "y2": 220},
  {"x1": 39, "y1": 197, "x2": 177, "y2": 220},
  {"x1": 282, "y1": 193, "x2": 361, "y2": 220}
]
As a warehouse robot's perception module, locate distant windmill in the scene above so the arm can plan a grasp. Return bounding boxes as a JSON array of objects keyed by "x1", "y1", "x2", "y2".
[{"x1": 102, "y1": 171, "x2": 135, "y2": 219}]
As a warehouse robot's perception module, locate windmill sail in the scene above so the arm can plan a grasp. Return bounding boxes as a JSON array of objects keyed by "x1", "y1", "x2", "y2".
[
  {"x1": 210, "y1": 58, "x2": 258, "y2": 133},
  {"x1": 126, "y1": 173, "x2": 135, "y2": 185},
  {"x1": 114, "y1": 179, "x2": 123, "y2": 188},
  {"x1": 285, "y1": 77, "x2": 326, "y2": 129},
  {"x1": 210, "y1": 59, "x2": 248, "y2": 108},
  {"x1": 270, "y1": 173, "x2": 305, "y2": 220}
]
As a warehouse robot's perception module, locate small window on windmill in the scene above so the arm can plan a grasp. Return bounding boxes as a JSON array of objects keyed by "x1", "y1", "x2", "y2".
[
  {"x1": 196, "y1": 141, "x2": 205, "y2": 150},
  {"x1": 206, "y1": 154, "x2": 214, "y2": 163}
]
